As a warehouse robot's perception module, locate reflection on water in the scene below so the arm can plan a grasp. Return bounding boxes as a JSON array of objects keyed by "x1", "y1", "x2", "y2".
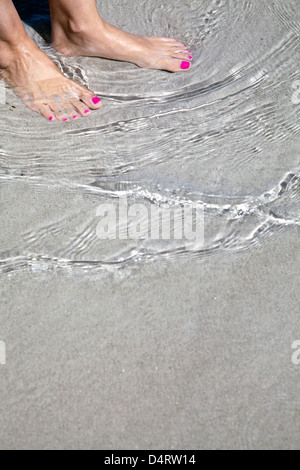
[{"x1": 0, "y1": 0, "x2": 299, "y2": 273}]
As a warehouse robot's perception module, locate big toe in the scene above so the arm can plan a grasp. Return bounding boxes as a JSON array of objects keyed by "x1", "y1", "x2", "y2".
[
  {"x1": 163, "y1": 58, "x2": 192, "y2": 73},
  {"x1": 81, "y1": 92, "x2": 103, "y2": 110}
]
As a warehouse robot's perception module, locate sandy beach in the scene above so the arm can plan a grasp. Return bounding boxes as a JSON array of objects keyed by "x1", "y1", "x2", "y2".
[{"x1": 0, "y1": 0, "x2": 299, "y2": 449}]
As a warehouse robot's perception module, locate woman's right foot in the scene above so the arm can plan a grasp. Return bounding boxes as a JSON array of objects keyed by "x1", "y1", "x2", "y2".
[{"x1": 0, "y1": 36, "x2": 102, "y2": 122}]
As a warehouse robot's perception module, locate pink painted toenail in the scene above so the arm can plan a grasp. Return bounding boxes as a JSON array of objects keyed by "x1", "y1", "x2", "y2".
[
  {"x1": 63, "y1": 118, "x2": 69, "y2": 122},
  {"x1": 73, "y1": 115, "x2": 78, "y2": 119},
  {"x1": 84, "y1": 110, "x2": 90, "y2": 114},
  {"x1": 92, "y1": 97, "x2": 101, "y2": 104},
  {"x1": 49, "y1": 116, "x2": 54, "y2": 121},
  {"x1": 189, "y1": 56, "x2": 193, "y2": 60},
  {"x1": 181, "y1": 61, "x2": 191, "y2": 70}
]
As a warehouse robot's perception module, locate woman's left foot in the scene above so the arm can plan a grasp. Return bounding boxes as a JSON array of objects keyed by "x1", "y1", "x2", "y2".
[{"x1": 52, "y1": 17, "x2": 192, "y2": 72}]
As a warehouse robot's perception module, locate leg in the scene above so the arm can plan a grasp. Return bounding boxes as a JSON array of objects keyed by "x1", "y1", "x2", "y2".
[
  {"x1": 50, "y1": 0, "x2": 192, "y2": 72},
  {"x1": 0, "y1": 0, "x2": 102, "y2": 121}
]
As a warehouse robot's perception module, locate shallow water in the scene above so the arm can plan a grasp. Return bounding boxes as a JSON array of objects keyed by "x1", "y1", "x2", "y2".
[{"x1": 0, "y1": 0, "x2": 299, "y2": 274}]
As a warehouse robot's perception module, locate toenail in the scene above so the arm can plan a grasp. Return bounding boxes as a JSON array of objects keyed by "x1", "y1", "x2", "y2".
[
  {"x1": 49, "y1": 116, "x2": 54, "y2": 121},
  {"x1": 189, "y1": 56, "x2": 193, "y2": 60},
  {"x1": 92, "y1": 97, "x2": 101, "y2": 104},
  {"x1": 181, "y1": 61, "x2": 191, "y2": 70},
  {"x1": 84, "y1": 110, "x2": 90, "y2": 114},
  {"x1": 63, "y1": 118, "x2": 69, "y2": 122},
  {"x1": 73, "y1": 115, "x2": 78, "y2": 119}
]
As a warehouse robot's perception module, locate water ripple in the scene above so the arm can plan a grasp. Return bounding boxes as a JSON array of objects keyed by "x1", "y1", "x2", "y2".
[{"x1": 0, "y1": 0, "x2": 299, "y2": 274}]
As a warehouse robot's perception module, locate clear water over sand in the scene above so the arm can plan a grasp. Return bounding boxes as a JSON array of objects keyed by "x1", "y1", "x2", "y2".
[{"x1": 0, "y1": 0, "x2": 299, "y2": 272}]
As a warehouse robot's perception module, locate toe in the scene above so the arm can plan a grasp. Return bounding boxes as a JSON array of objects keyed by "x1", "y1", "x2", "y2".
[
  {"x1": 172, "y1": 40, "x2": 189, "y2": 50},
  {"x1": 73, "y1": 82, "x2": 103, "y2": 110},
  {"x1": 170, "y1": 50, "x2": 192, "y2": 61},
  {"x1": 63, "y1": 100, "x2": 81, "y2": 121},
  {"x1": 57, "y1": 112, "x2": 70, "y2": 122},
  {"x1": 70, "y1": 98, "x2": 92, "y2": 118},
  {"x1": 163, "y1": 58, "x2": 192, "y2": 73},
  {"x1": 80, "y1": 92, "x2": 103, "y2": 110},
  {"x1": 39, "y1": 103, "x2": 56, "y2": 122},
  {"x1": 50, "y1": 97, "x2": 81, "y2": 122},
  {"x1": 67, "y1": 107, "x2": 80, "y2": 121},
  {"x1": 48, "y1": 101, "x2": 70, "y2": 122}
]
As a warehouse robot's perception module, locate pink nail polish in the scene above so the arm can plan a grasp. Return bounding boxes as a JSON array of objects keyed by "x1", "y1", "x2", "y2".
[
  {"x1": 49, "y1": 116, "x2": 54, "y2": 121},
  {"x1": 189, "y1": 56, "x2": 193, "y2": 60},
  {"x1": 73, "y1": 115, "x2": 78, "y2": 119},
  {"x1": 181, "y1": 61, "x2": 191, "y2": 70},
  {"x1": 92, "y1": 97, "x2": 101, "y2": 104},
  {"x1": 63, "y1": 118, "x2": 69, "y2": 122},
  {"x1": 84, "y1": 110, "x2": 90, "y2": 114}
]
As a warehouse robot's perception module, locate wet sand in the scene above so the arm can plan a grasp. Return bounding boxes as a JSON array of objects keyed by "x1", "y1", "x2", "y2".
[{"x1": 0, "y1": 231, "x2": 299, "y2": 449}]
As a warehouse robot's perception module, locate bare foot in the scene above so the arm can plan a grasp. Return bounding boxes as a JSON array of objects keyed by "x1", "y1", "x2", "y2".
[
  {"x1": 52, "y1": 17, "x2": 193, "y2": 72},
  {"x1": 0, "y1": 36, "x2": 102, "y2": 122}
]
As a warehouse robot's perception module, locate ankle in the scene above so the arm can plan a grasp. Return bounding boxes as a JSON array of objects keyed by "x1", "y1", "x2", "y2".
[
  {"x1": 52, "y1": 14, "x2": 104, "y2": 42},
  {"x1": 0, "y1": 36, "x2": 34, "y2": 70},
  {"x1": 0, "y1": 41, "x2": 20, "y2": 69}
]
